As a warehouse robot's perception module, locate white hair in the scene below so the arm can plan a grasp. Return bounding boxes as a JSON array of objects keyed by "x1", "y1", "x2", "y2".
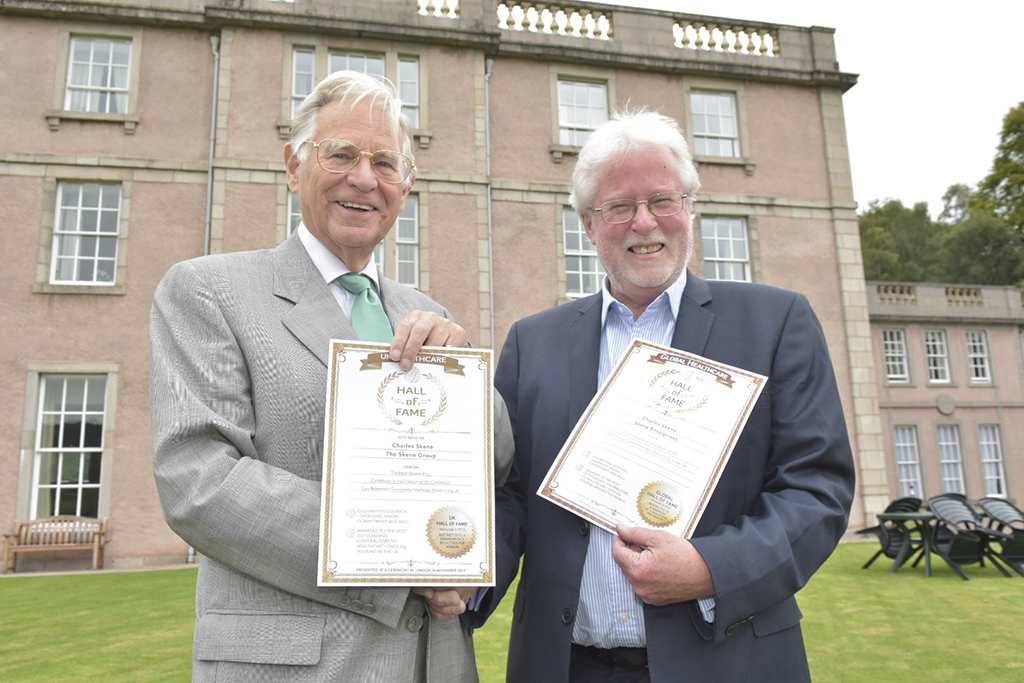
[
  {"x1": 570, "y1": 108, "x2": 701, "y2": 215},
  {"x1": 289, "y1": 70, "x2": 416, "y2": 188}
]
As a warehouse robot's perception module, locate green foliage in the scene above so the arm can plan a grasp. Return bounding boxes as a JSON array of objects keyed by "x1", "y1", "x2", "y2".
[
  {"x1": 5, "y1": 545, "x2": 1024, "y2": 683},
  {"x1": 858, "y1": 199, "x2": 940, "y2": 281},
  {"x1": 975, "y1": 100, "x2": 1024, "y2": 235},
  {"x1": 859, "y1": 195, "x2": 1024, "y2": 286},
  {"x1": 860, "y1": 100, "x2": 1024, "y2": 286}
]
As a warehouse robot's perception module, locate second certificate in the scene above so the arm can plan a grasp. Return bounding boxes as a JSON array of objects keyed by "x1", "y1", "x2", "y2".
[{"x1": 538, "y1": 339, "x2": 766, "y2": 539}]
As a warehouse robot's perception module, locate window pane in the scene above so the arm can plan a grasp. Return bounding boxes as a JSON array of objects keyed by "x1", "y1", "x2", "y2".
[
  {"x1": 35, "y1": 488, "x2": 56, "y2": 518},
  {"x1": 83, "y1": 453, "x2": 103, "y2": 485},
  {"x1": 58, "y1": 490, "x2": 79, "y2": 515},
  {"x1": 34, "y1": 375, "x2": 107, "y2": 520},
  {"x1": 80, "y1": 489, "x2": 100, "y2": 518}
]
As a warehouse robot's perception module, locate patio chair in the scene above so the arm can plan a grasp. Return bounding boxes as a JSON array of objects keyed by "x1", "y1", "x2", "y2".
[
  {"x1": 977, "y1": 497, "x2": 1024, "y2": 576},
  {"x1": 927, "y1": 494, "x2": 1013, "y2": 580},
  {"x1": 857, "y1": 497, "x2": 923, "y2": 570}
]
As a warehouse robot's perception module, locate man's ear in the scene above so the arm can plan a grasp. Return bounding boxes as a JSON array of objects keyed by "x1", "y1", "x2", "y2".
[
  {"x1": 284, "y1": 143, "x2": 300, "y2": 193},
  {"x1": 581, "y1": 211, "x2": 596, "y2": 244}
]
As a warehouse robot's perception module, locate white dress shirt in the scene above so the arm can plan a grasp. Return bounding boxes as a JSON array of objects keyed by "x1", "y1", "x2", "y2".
[
  {"x1": 297, "y1": 223, "x2": 383, "y2": 317},
  {"x1": 572, "y1": 270, "x2": 716, "y2": 648}
]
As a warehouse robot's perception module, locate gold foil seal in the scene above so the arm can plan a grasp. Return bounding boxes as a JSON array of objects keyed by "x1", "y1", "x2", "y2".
[
  {"x1": 426, "y1": 507, "x2": 477, "y2": 559},
  {"x1": 636, "y1": 481, "x2": 683, "y2": 528}
]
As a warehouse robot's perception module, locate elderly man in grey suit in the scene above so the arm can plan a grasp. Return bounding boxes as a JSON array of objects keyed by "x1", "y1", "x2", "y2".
[
  {"x1": 465, "y1": 110, "x2": 856, "y2": 682},
  {"x1": 150, "y1": 71, "x2": 508, "y2": 683}
]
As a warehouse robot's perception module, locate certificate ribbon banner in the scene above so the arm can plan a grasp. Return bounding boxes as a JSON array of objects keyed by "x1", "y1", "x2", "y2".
[
  {"x1": 538, "y1": 340, "x2": 766, "y2": 538},
  {"x1": 317, "y1": 340, "x2": 496, "y2": 586}
]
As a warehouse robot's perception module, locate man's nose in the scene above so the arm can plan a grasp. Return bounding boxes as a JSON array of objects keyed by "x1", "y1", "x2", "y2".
[
  {"x1": 346, "y1": 154, "x2": 378, "y2": 189},
  {"x1": 631, "y1": 201, "x2": 659, "y2": 231}
]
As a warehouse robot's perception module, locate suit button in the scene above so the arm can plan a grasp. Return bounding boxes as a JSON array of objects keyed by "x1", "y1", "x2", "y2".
[
  {"x1": 579, "y1": 522, "x2": 589, "y2": 536},
  {"x1": 350, "y1": 599, "x2": 363, "y2": 610},
  {"x1": 363, "y1": 603, "x2": 376, "y2": 616},
  {"x1": 562, "y1": 608, "x2": 574, "y2": 624},
  {"x1": 407, "y1": 615, "x2": 424, "y2": 632},
  {"x1": 340, "y1": 595, "x2": 351, "y2": 607},
  {"x1": 725, "y1": 617, "x2": 753, "y2": 636}
]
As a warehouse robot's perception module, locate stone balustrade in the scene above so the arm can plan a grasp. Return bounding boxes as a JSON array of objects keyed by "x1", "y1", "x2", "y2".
[
  {"x1": 673, "y1": 20, "x2": 778, "y2": 57},
  {"x1": 418, "y1": 0, "x2": 460, "y2": 18},
  {"x1": 876, "y1": 284, "x2": 917, "y2": 305},
  {"x1": 945, "y1": 286, "x2": 983, "y2": 306},
  {"x1": 869, "y1": 282, "x2": 1024, "y2": 322},
  {"x1": 496, "y1": 2, "x2": 612, "y2": 40}
]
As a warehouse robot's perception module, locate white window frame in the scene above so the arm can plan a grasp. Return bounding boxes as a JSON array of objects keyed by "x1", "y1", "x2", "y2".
[
  {"x1": 978, "y1": 425, "x2": 1006, "y2": 497},
  {"x1": 50, "y1": 182, "x2": 122, "y2": 286},
  {"x1": 395, "y1": 196, "x2": 420, "y2": 289},
  {"x1": 281, "y1": 39, "x2": 430, "y2": 147},
  {"x1": 690, "y1": 90, "x2": 741, "y2": 158},
  {"x1": 397, "y1": 56, "x2": 421, "y2": 128},
  {"x1": 556, "y1": 79, "x2": 608, "y2": 147},
  {"x1": 924, "y1": 329, "x2": 951, "y2": 384},
  {"x1": 882, "y1": 329, "x2": 909, "y2": 383},
  {"x1": 47, "y1": 24, "x2": 143, "y2": 133},
  {"x1": 548, "y1": 65, "x2": 615, "y2": 162},
  {"x1": 64, "y1": 36, "x2": 132, "y2": 114},
  {"x1": 287, "y1": 191, "x2": 303, "y2": 237},
  {"x1": 965, "y1": 330, "x2": 991, "y2": 385},
  {"x1": 31, "y1": 375, "x2": 108, "y2": 519},
  {"x1": 893, "y1": 425, "x2": 923, "y2": 498},
  {"x1": 683, "y1": 79, "x2": 753, "y2": 174},
  {"x1": 936, "y1": 424, "x2": 965, "y2": 494},
  {"x1": 701, "y1": 216, "x2": 750, "y2": 282},
  {"x1": 35, "y1": 174, "x2": 130, "y2": 296},
  {"x1": 562, "y1": 208, "x2": 604, "y2": 297}
]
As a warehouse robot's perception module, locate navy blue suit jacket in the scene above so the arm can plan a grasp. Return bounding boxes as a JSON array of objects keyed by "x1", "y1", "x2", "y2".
[{"x1": 470, "y1": 274, "x2": 855, "y2": 683}]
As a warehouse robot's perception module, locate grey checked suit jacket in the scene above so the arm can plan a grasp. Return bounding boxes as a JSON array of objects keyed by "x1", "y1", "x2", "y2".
[{"x1": 151, "y1": 234, "x2": 512, "y2": 683}]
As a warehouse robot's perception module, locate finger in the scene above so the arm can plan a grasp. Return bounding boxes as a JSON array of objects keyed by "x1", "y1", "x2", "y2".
[
  {"x1": 390, "y1": 312, "x2": 432, "y2": 371},
  {"x1": 616, "y1": 524, "x2": 653, "y2": 548},
  {"x1": 411, "y1": 586, "x2": 435, "y2": 599}
]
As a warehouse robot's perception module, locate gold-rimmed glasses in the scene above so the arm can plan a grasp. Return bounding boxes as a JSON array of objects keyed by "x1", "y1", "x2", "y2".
[
  {"x1": 305, "y1": 139, "x2": 415, "y2": 184},
  {"x1": 590, "y1": 191, "x2": 690, "y2": 224}
]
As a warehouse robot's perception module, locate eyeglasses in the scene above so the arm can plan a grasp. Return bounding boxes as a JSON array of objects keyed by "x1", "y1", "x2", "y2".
[
  {"x1": 590, "y1": 191, "x2": 690, "y2": 224},
  {"x1": 305, "y1": 139, "x2": 415, "y2": 184}
]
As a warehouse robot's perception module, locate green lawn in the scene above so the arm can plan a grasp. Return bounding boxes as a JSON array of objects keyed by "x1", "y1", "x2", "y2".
[{"x1": 2, "y1": 543, "x2": 1021, "y2": 682}]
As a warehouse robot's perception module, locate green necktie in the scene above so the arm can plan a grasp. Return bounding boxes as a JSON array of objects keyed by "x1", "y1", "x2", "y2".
[{"x1": 336, "y1": 272, "x2": 393, "y2": 343}]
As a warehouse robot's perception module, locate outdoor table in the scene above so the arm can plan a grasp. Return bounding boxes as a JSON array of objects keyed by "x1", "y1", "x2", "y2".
[{"x1": 877, "y1": 511, "x2": 935, "y2": 576}]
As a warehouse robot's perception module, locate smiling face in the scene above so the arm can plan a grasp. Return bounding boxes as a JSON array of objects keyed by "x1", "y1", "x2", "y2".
[
  {"x1": 582, "y1": 148, "x2": 693, "y2": 318},
  {"x1": 285, "y1": 99, "x2": 411, "y2": 271}
]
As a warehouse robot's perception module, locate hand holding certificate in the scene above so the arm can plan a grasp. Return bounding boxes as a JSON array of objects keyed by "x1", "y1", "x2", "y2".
[
  {"x1": 538, "y1": 340, "x2": 766, "y2": 538},
  {"x1": 318, "y1": 340, "x2": 496, "y2": 586}
]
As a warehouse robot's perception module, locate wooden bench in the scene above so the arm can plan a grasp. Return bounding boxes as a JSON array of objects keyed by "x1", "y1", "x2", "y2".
[{"x1": 3, "y1": 516, "x2": 108, "y2": 573}]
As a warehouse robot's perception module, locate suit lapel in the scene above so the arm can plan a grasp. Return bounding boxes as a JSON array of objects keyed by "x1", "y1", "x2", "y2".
[
  {"x1": 378, "y1": 273, "x2": 417, "y2": 328},
  {"x1": 568, "y1": 294, "x2": 603, "y2": 426},
  {"x1": 275, "y1": 235, "x2": 357, "y2": 367},
  {"x1": 672, "y1": 273, "x2": 714, "y2": 355}
]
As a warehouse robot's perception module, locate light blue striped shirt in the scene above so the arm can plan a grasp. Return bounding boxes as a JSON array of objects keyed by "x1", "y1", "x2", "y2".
[{"x1": 572, "y1": 271, "x2": 716, "y2": 648}]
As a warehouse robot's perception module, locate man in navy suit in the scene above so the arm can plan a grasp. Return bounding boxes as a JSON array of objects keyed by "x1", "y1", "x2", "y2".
[{"x1": 464, "y1": 110, "x2": 856, "y2": 682}]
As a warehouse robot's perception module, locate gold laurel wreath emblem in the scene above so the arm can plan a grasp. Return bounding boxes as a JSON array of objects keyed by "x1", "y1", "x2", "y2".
[
  {"x1": 376, "y1": 372, "x2": 448, "y2": 427},
  {"x1": 650, "y1": 369, "x2": 709, "y2": 414}
]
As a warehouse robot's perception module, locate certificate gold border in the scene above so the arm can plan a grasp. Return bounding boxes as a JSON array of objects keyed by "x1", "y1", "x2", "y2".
[
  {"x1": 319, "y1": 340, "x2": 496, "y2": 586},
  {"x1": 538, "y1": 339, "x2": 765, "y2": 538}
]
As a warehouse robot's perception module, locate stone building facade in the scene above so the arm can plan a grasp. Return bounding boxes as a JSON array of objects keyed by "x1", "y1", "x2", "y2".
[
  {"x1": 1, "y1": 0, "x2": 887, "y2": 569},
  {"x1": 868, "y1": 282, "x2": 1024, "y2": 504}
]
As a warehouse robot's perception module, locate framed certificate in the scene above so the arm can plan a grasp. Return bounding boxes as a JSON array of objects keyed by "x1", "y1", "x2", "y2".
[
  {"x1": 537, "y1": 339, "x2": 766, "y2": 538},
  {"x1": 317, "y1": 341, "x2": 496, "y2": 586}
]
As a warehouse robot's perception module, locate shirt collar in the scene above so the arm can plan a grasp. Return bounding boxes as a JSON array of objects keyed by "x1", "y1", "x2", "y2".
[
  {"x1": 600, "y1": 269, "x2": 687, "y2": 326},
  {"x1": 297, "y1": 223, "x2": 381, "y2": 289}
]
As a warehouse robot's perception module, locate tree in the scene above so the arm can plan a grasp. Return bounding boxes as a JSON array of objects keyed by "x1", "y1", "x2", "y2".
[
  {"x1": 935, "y1": 212, "x2": 1024, "y2": 285},
  {"x1": 975, "y1": 100, "x2": 1024, "y2": 236},
  {"x1": 858, "y1": 199, "x2": 939, "y2": 281}
]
